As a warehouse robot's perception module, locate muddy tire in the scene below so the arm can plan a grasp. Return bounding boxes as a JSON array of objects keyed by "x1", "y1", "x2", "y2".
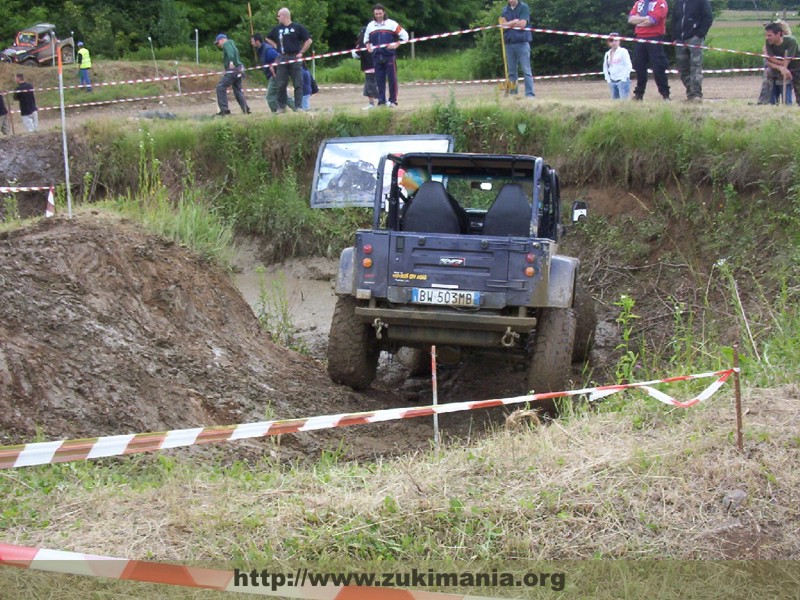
[
  {"x1": 327, "y1": 296, "x2": 379, "y2": 389},
  {"x1": 23, "y1": 57, "x2": 38, "y2": 67},
  {"x1": 572, "y1": 283, "x2": 597, "y2": 363},
  {"x1": 397, "y1": 347, "x2": 432, "y2": 376},
  {"x1": 527, "y1": 308, "x2": 576, "y2": 411}
]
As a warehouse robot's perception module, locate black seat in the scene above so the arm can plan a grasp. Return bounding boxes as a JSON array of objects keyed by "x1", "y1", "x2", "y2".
[
  {"x1": 482, "y1": 183, "x2": 531, "y2": 237},
  {"x1": 401, "y1": 181, "x2": 462, "y2": 234}
]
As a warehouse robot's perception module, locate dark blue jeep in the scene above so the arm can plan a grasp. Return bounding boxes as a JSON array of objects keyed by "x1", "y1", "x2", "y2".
[{"x1": 313, "y1": 137, "x2": 595, "y2": 396}]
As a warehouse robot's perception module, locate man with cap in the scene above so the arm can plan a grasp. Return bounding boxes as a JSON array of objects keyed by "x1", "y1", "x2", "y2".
[
  {"x1": 214, "y1": 33, "x2": 250, "y2": 116},
  {"x1": 77, "y1": 41, "x2": 92, "y2": 92}
]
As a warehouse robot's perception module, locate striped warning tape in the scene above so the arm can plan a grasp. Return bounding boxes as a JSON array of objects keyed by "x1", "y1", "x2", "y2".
[
  {"x1": 0, "y1": 369, "x2": 735, "y2": 470},
  {"x1": 0, "y1": 186, "x2": 54, "y2": 193},
  {"x1": 0, "y1": 23, "x2": 772, "y2": 98},
  {"x1": 0, "y1": 543, "x2": 498, "y2": 599},
  {"x1": 26, "y1": 65, "x2": 763, "y2": 115}
]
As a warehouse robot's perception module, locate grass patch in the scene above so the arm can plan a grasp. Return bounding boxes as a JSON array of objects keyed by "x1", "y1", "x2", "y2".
[{"x1": 1, "y1": 387, "x2": 797, "y2": 597}]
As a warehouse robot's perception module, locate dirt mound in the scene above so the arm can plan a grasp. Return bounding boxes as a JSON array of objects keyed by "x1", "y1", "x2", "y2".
[{"x1": 0, "y1": 211, "x2": 434, "y2": 458}]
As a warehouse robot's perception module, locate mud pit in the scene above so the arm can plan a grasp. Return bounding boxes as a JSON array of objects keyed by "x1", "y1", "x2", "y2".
[{"x1": 0, "y1": 213, "x2": 548, "y2": 460}]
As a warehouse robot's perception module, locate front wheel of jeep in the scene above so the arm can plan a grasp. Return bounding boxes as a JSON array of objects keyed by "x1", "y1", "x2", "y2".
[{"x1": 327, "y1": 296, "x2": 379, "y2": 389}]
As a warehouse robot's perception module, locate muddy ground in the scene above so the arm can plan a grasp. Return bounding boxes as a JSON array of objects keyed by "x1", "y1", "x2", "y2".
[
  {"x1": 1, "y1": 212, "x2": 577, "y2": 460},
  {"x1": 0, "y1": 73, "x2": 773, "y2": 460}
]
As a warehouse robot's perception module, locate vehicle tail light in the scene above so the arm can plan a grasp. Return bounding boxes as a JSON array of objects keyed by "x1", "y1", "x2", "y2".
[
  {"x1": 363, "y1": 244, "x2": 373, "y2": 254},
  {"x1": 525, "y1": 266, "x2": 535, "y2": 277},
  {"x1": 363, "y1": 258, "x2": 373, "y2": 268}
]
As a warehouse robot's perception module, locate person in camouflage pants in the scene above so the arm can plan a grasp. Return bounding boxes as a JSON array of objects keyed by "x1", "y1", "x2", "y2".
[{"x1": 672, "y1": 0, "x2": 713, "y2": 102}]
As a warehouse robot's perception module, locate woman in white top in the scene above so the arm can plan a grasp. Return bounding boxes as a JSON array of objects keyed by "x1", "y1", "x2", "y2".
[{"x1": 603, "y1": 32, "x2": 633, "y2": 100}]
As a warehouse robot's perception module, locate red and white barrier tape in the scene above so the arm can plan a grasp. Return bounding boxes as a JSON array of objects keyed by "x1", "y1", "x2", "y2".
[
  {"x1": 1, "y1": 23, "x2": 771, "y2": 98},
  {"x1": 27, "y1": 65, "x2": 763, "y2": 114},
  {"x1": 0, "y1": 186, "x2": 54, "y2": 193},
  {"x1": 0, "y1": 543, "x2": 497, "y2": 599},
  {"x1": 0, "y1": 369, "x2": 735, "y2": 470}
]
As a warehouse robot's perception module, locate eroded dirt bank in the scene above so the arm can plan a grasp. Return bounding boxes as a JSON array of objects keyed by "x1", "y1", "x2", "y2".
[{"x1": 0, "y1": 212, "x2": 530, "y2": 459}]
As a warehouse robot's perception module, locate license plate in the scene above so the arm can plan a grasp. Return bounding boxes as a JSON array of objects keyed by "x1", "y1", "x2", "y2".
[{"x1": 411, "y1": 288, "x2": 480, "y2": 307}]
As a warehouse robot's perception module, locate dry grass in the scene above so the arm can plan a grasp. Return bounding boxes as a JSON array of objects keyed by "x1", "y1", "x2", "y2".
[
  {"x1": 2, "y1": 385, "x2": 799, "y2": 597},
  {"x1": 4, "y1": 386, "x2": 799, "y2": 565}
]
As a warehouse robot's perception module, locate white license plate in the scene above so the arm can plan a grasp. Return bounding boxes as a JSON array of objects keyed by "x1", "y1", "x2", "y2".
[{"x1": 411, "y1": 288, "x2": 480, "y2": 307}]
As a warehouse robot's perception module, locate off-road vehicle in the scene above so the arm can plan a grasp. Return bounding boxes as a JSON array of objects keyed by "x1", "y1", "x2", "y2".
[
  {"x1": 1, "y1": 23, "x2": 75, "y2": 66},
  {"x1": 311, "y1": 136, "x2": 595, "y2": 396}
]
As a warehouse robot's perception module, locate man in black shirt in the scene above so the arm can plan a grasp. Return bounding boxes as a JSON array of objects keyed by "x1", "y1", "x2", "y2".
[
  {"x1": 13, "y1": 73, "x2": 38, "y2": 132},
  {"x1": 266, "y1": 7, "x2": 312, "y2": 113}
]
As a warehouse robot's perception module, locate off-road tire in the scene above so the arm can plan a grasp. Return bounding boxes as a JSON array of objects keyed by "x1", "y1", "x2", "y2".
[
  {"x1": 527, "y1": 308, "x2": 576, "y2": 412},
  {"x1": 327, "y1": 296, "x2": 379, "y2": 389},
  {"x1": 572, "y1": 283, "x2": 597, "y2": 363},
  {"x1": 23, "y1": 57, "x2": 38, "y2": 67},
  {"x1": 397, "y1": 347, "x2": 431, "y2": 377}
]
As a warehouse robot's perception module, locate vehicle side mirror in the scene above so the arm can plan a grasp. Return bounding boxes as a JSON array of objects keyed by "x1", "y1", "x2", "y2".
[{"x1": 571, "y1": 200, "x2": 588, "y2": 223}]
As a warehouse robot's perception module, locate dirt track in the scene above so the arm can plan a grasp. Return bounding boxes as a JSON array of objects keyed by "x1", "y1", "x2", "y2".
[{"x1": 13, "y1": 72, "x2": 770, "y2": 135}]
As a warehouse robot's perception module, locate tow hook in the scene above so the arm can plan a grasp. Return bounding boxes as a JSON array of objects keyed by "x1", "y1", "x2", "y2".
[
  {"x1": 372, "y1": 318, "x2": 387, "y2": 340},
  {"x1": 501, "y1": 327, "x2": 519, "y2": 347}
]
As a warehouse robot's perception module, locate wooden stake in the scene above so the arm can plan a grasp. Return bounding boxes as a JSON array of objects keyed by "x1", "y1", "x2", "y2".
[
  {"x1": 499, "y1": 18, "x2": 510, "y2": 96},
  {"x1": 431, "y1": 345, "x2": 440, "y2": 452},
  {"x1": 248, "y1": 3, "x2": 257, "y2": 63},
  {"x1": 733, "y1": 344, "x2": 743, "y2": 454}
]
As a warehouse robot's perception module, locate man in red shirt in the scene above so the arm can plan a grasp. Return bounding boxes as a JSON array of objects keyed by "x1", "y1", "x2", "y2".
[{"x1": 628, "y1": 0, "x2": 670, "y2": 101}]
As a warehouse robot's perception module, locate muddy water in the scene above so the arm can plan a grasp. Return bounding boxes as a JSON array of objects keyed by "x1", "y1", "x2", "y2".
[{"x1": 233, "y1": 258, "x2": 338, "y2": 359}]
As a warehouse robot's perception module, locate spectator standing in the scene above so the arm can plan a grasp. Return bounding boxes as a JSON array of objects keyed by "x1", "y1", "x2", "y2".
[
  {"x1": 0, "y1": 93, "x2": 8, "y2": 135},
  {"x1": 364, "y1": 4, "x2": 409, "y2": 107},
  {"x1": 251, "y1": 32, "x2": 295, "y2": 112},
  {"x1": 266, "y1": 8, "x2": 313, "y2": 114},
  {"x1": 764, "y1": 21, "x2": 800, "y2": 105},
  {"x1": 672, "y1": 0, "x2": 713, "y2": 102},
  {"x1": 603, "y1": 32, "x2": 632, "y2": 100},
  {"x1": 628, "y1": 0, "x2": 670, "y2": 101},
  {"x1": 353, "y1": 26, "x2": 378, "y2": 110},
  {"x1": 214, "y1": 33, "x2": 250, "y2": 116},
  {"x1": 13, "y1": 73, "x2": 38, "y2": 132},
  {"x1": 76, "y1": 41, "x2": 93, "y2": 92},
  {"x1": 500, "y1": 0, "x2": 535, "y2": 98}
]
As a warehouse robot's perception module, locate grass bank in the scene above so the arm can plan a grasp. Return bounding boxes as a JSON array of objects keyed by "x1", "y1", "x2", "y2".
[{"x1": 62, "y1": 101, "x2": 800, "y2": 388}]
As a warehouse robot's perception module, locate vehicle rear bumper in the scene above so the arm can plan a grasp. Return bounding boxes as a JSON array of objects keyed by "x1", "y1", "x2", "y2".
[{"x1": 354, "y1": 306, "x2": 536, "y2": 332}]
